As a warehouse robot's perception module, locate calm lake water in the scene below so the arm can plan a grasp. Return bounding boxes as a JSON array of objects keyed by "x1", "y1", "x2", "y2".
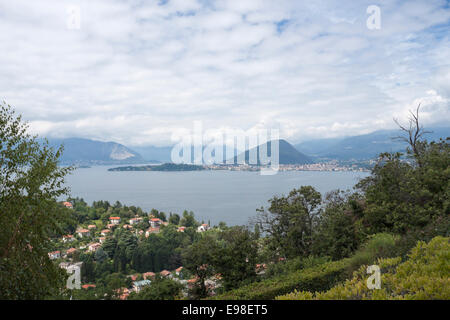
[{"x1": 64, "y1": 166, "x2": 370, "y2": 226}]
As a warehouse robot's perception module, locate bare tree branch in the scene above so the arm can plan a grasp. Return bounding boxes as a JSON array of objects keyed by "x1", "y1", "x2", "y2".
[{"x1": 392, "y1": 103, "x2": 432, "y2": 167}]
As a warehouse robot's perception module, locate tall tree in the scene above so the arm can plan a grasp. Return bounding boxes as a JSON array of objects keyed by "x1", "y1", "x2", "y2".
[
  {"x1": 0, "y1": 103, "x2": 73, "y2": 299},
  {"x1": 254, "y1": 186, "x2": 322, "y2": 258}
]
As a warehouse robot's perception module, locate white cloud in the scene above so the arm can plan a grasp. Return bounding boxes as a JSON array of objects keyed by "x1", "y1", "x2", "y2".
[{"x1": 0, "y1": 0, "x2": 448, "y2": 146}]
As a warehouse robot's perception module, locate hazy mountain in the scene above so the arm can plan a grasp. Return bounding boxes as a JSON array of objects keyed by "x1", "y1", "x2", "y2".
[
  {"x1": 234, "y1": 139, "x2": 313, "y2": 165},
  {"x1": 42, "y1": 138, "x2": 145, "y2": 165},
  {"x1": 130, "y1": 145, "x2": 173, "y2": 162},
  {"x1": 294, "y1": 127, "x2": 450, "y2": 160}
]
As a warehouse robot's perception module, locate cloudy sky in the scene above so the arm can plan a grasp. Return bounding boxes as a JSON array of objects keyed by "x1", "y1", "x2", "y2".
[{"x1": 0, "y1": 0, "x2": 449, "y2": 146}]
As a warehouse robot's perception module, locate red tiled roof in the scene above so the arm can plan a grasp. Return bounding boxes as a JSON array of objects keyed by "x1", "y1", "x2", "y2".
[
  {"x1": 143, "y1": 272, "x2": 156, "y2": 279},
  {"x1": 160, "y1": 270, "x2": 171, "y2": 276},
  {"x1": 82, "y1": 284, "x2": 96, "y2": 289},
  {"x1": 109, "y1": 217, "x2": 121, "y2": 220},
  {"x1": 129, "y1": 274, "x2": 139, "y2": 281}
]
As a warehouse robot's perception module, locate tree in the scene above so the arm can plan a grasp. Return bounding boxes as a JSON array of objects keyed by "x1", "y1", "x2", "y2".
[
  {"x1": 94, "y1": 247, "x2": 108, "y2": 263},
  {"x1": 393, "y1": 104, "x2": 431, "y2": 168},
  {"x1": 313, "y1": 190, "x2": 364, "y2": 260},
  {"x1": 180, "y1": 210, "x2": 198, "y2": 228},
  {"x1": 182, "y1": 235, "x2": 217, "y2": 298},
  {"x1": 102, "y1": 237, "x2": 117, "y2": 259},
  {"x1": 169, "y1": 213, "x2": 180, "y2": 225},
  {"x1": 130, "y1": 275, "x2": 182, "y2": 300},
  {"x1": 357, "y1": 108, "x2": 449, "y2": 238},
  {"x1": 254, "y1": 186, "x2": 322, "y2": 258},
  {"x1": 212, "y1": 226, "x2": 258, "y2": 290},
  {"x1": 0, "y1": 103, "x2": 73, "y2": 299}
]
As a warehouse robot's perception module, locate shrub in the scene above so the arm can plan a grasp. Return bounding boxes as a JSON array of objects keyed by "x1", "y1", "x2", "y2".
[
  {"x1": 347, "y1": 233, "x2": 399, "y2": 272},
  {"x1": 263, "y1": 256, "x2": 330, "y2": 279},
  {"x1": 277, "y1": 236, "x2": 450, "y2": 300},
  {"x1": 210, "y1": 258, "x2": 352, "y2": 300}
]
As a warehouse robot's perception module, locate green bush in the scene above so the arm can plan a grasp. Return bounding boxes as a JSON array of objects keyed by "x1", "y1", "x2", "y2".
[
  {"x1": 211, "y1": 233, "x2": 402, "y2": 300},
  {"x1": 263, "y1": 256, "x2": 330, "y2": 279},
  {"x1": 347, "y1": 233, "x2": 399, "y2": 271},
  {"x1": 210, "y1": 258, "x2": 352, "y2": 300},
  {"x1": 277, "y1": 236, "x2": 450, "y2": 300}
]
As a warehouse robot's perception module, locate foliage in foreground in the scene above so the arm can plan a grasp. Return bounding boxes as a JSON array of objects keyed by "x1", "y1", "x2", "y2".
[
  {"x1": 0, "y1": 103, "x2": 73, "y2": 299},
  {"x1": 277, "y1": 236, "x2": 450, "y2": 300},
  {"x1": 211, "y1": 233, "x2": 400, "y2": 300}
]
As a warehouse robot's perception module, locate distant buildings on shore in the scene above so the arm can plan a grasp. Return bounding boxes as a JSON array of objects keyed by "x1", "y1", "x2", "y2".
[{"x1": 203, "y1": 162, "x2": 369, "y2": 172}]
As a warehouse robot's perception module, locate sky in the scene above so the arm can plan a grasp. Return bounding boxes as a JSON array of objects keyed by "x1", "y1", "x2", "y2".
[{"x1": 0, "y1": 0, "x2": 449, "y2": 147}]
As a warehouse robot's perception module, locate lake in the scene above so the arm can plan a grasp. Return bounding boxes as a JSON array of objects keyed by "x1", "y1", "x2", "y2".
[{"x1": 64, "y1": 166, "x2": 370, "y2": 226}]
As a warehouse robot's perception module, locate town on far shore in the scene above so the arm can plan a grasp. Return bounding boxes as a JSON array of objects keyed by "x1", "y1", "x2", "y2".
[{"x1": 48, "y1": 200, "x2": 258, "y2": 299}]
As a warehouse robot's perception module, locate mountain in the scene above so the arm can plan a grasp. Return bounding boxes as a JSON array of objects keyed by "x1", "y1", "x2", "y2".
[
  {"x1": 130, "y1": 145, "x2": 173, "y2": 162},
  {"x1": 234, "y1": 139, "x2": 313, "y2": 165},
  {"x1": 294, "y1": 127, "x2": 450, "y2": 161},
  {"x1": 42, "y1": 138, "x2": 145, "y2": 165}
]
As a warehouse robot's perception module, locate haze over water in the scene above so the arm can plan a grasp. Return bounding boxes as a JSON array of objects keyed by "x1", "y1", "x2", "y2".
[{"x1": 64, "y1": 166, "x2": 370, "y2": 226}]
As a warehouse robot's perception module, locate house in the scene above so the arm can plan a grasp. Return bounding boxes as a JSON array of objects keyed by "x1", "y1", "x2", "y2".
[
  {"x1": 197, "y1": 224, "x2": 210, "y2": 232},
  {"x1": 128, "y1": 274, "x2": 140, "y2": 281},
  {"x1": 77, "y1": 229, "x2": 90, "y2": 238},
  {"x1": 145, "y1": 227, "x2": 160, "y2": 237},
  {"x1": 62, "y1": 234, "x2": 75, "y2": 243},
  {"x1": 149, "y1": 218, "x2": 161, "y2": 228},
  {"x1": 99, "y1": 237, "x2": 106, "y2": 244},
  {"x1": 109, "y1": 217, "x2": 121, "y2": 225},
  {"x1": 106, "y1": 223, "x2": 117, "y2": 230},
  {"x1": 143, "y1": 272, "x2": 156, "y2": 280},
  {"x1": 256, "y1": 263, "x2": 267, "y2": 274},
  {"x1": 63, "y1": 201, "x2": 73, "y2": 209},
  {"x1": 66, "y1": 248, "x2": 78, "y2": 256},
  {"x1": 116, "y1": 287, "x2": 130, "y2": 300},
  {"x1": 101, "y1": 229, "x2": 111, "y2": 236},
  {"x1": 129, "y1": 217, "x2": 143, "y2": 225},
  {"x1": 82, "y1": 284, "x2": 96, "y2": 289},
  {"x1": 87, "y1": 224, "x2": 96, "y2": 230},
  {"x1": 175, "y1": 266, "x2": 183, "y2": 275},
  {"x1": 88, "y1": 243, "x2": 101, "y2": 252},
  {"x1": 48, "y1": 251, "x2": 61, "y2": 260},
  {"x1": 177, "y1": 226, "x2": 186, "y2": 232},
  {"x1": 160, "y1": 270, "x2": 171, "y2": 278},
  {"x1": 187, "y1": 277, "x2": 199, "y2": 289},
  {"x1": 123, "y1": 224, "x2": 132, "y2": 230},
  {"x1": 132, "y1": 280, "x2": 151, "y2": 293}
]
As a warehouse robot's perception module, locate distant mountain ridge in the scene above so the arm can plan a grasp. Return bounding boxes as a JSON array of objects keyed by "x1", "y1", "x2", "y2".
[
  {"x1": 42, "y1": 138, "x2": 145, "y2": 165},
  {"x1": 234, "y1": 139, "x2": 313, "y2": 165},
  {"x1": 294, "y1": 126, "x2": 450, "y2": 161},
  {"x1": 130, "y1": 145, "x2": 173, "y2": 162},
  {"x1": 42, "y1": 126, "x2": 449, "y2": 165}
]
